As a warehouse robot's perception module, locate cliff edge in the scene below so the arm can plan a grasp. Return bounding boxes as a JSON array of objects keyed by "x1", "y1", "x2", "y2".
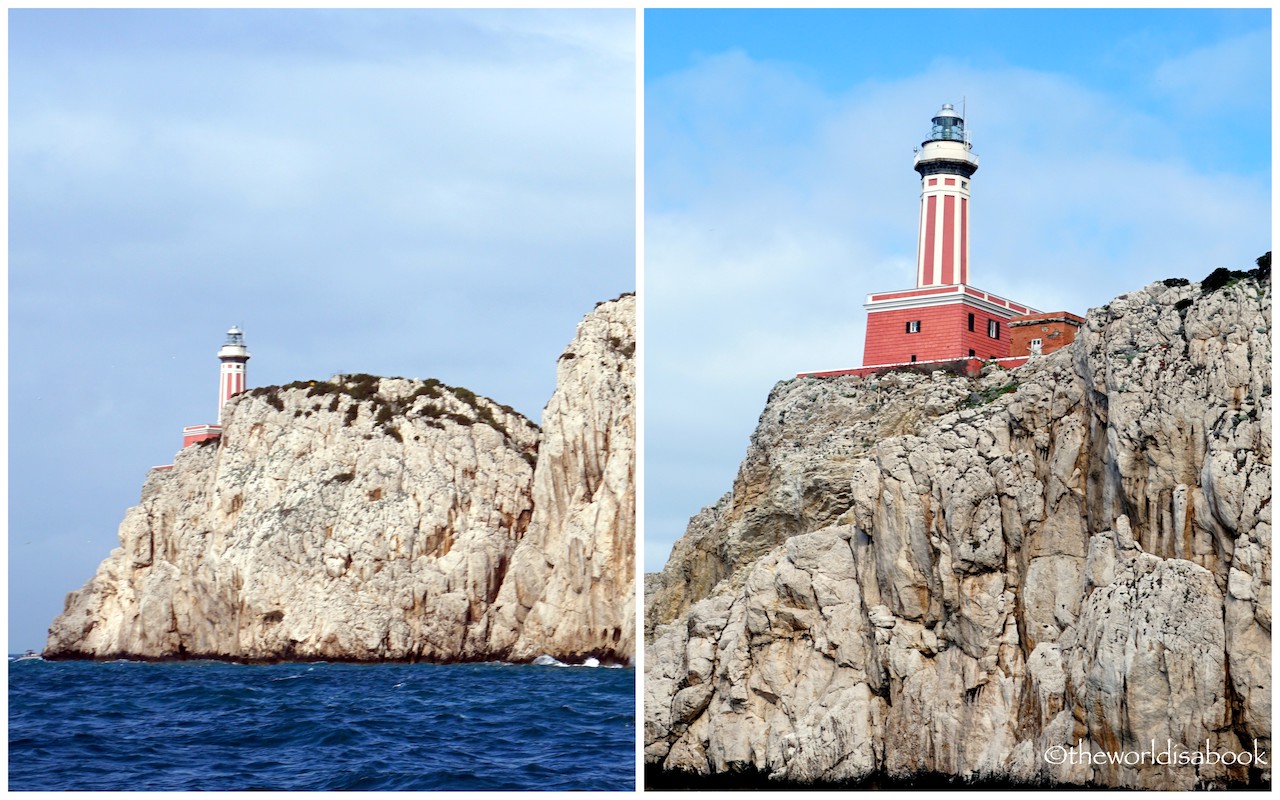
[
  {"x1": 645, "y1": 269, "x2": 1269, "y2": 790},
  {"x1": 46, "y1": 294, "x2": 635, "y2": 664}
]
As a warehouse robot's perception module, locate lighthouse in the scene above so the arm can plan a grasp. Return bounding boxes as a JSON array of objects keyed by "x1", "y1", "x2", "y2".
[
  {"x1": 216, "y1": 326, "x2": 250, "y2": 425},
  {"x1": 859, "y1": 103, "x2": 1039, "y2": 371},
  {"x1": 914, "y1": 103, "x2": 977, "y2": 288},
  {"x1": 796, "y1": 103, "x2": 1080, "y2": 381},
  {"x1": 181, "y1": 326, "x2": 250, "y2": 448}
]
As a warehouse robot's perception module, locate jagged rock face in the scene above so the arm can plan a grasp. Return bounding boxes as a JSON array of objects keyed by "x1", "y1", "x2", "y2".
[
  {"x1": 646, "y1": 277, "x2": 1270, "y2": 789},
  {"x1": 646, "y1": 359, "x2": 978, "y2": 636},
  {"x1": 491, "y1": 293, "x2": 636, "y2": 662},
  {"x1": 46, "y1": 296, "x2": 635, "y2": 664}
]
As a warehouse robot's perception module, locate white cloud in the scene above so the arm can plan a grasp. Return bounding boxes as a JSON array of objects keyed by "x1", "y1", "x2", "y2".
[{"x1": 1150, "y1": 28, "x2": 1271, "y2": 112}]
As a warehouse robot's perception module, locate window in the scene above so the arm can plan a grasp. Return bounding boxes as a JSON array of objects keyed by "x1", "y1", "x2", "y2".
[
  {"x1": 1030, "y1": 338, "x2": 1042, "y2": 348},
  {"x1": 969, "y1": 349, "x2": 975, "y2": 357},
  {"x1": 910, "y1": 355, "x2": 917, "y2": 363},
  {"x1": 988, "y1": 319, "x2": 1000, "y2": 339},
  {"x1": 961, "y1": 180, "x2": 968, "y2": 189},
  {"x1": 906, "y1": 320, "x2": 921, "y2": 334},
  {"x1": 968, "y1": 313, "x2": 975, "y2": 332}
]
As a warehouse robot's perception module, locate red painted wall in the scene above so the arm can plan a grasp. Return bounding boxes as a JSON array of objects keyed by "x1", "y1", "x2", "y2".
[
  {"x1": 182, "y1": 425, "x2": 222, "y2": 448},
  {"x1": 941, "y1": 194, "x2": 955, "y2": 284},
  {"x1": 922, "y1": 195, "x2": 937, "y2": 285},
  {"x1": 863, "y1": 301, "x2": 1014, "y2": 367},
  {"x1": 1009, "y1": 314, "x2": 1085, "y2": 357},
  {"x1": 183, "y1": 431, "x2": 220, "y2": 447}
]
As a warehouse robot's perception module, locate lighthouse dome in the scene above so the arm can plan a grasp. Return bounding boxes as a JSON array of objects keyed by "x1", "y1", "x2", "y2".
[{"x1": 926, "y1": 103, "x2": 966, "y2": 143}]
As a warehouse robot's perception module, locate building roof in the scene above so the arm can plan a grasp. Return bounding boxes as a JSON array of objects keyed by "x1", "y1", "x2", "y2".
[{"x1": 1007, "y1": 311, "x2": 1086, "y2": 327}]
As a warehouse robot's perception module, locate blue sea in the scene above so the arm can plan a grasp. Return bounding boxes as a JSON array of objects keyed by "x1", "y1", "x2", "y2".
[{"x1": 9, "y1": 657, "x2": 635, "y2": 791}]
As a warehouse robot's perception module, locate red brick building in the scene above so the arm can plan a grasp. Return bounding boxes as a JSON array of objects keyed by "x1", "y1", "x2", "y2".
[
  {"x1": 181, "y1": 423, "x2": 223, "y2": 448},
  {"x1": 862, "y1": 284, "x2": 1036, "y2": 367},
  {"x1": 1008, "y1": 311, "x2": 1086, "y2": 358}
]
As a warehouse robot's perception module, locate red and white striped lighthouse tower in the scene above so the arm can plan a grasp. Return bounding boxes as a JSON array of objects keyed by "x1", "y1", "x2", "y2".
[
  {"x1": 181, "y1": 326, "x2": 250, "y2": 447},
  {"x1": 914, "y1": 103, "x2": 977, "y2": 288},
  {"x1": 216, "y1": 326, "x2": 250, "y2": 425}
]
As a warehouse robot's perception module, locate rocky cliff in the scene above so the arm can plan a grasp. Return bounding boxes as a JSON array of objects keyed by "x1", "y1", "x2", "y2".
[
  {"x1": 489, "y1": 298, "x2": 636, "y2": 661},
  {"x1": 46, "y1": 294, "x2": 635, "y2": 664},
  {"x1": 645, "y1": 270, "x2": 1270, "y2": 790}
]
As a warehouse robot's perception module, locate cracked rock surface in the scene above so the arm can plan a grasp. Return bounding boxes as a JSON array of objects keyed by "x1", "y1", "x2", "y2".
[
  {"x1": 46, "y1": 295, "x2": 635, "y2": 664},
  {"x1": 646, "y1": 276, "x2": 1270, "y2": 789}
]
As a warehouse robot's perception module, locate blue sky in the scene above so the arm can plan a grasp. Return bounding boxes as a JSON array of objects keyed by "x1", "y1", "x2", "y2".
[
  {"x1": 644, "y1": 8, "x2": 1271, "y2": 572},
  {"x1": 8, "y1": 9, "x2": 635, "y2": 652}
]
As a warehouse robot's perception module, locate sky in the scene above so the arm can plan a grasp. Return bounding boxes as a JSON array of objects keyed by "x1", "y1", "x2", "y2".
[
  {"x1": 644, "y1": 9, "x2": 1271, "y2": 572},
  {"x1": 8, "y1": 9, "x2": 635, "y2": 652}
]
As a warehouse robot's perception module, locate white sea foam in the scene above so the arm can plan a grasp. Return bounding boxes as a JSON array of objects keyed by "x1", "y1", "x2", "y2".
[{"x1": 532, "y1": 654, "x2": 613, "y2": 668}]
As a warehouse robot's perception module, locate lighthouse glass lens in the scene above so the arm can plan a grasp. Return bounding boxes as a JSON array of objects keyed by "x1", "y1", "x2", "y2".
[{"x1": 933, "y1": 119, "x2": 961, "y2": 140}]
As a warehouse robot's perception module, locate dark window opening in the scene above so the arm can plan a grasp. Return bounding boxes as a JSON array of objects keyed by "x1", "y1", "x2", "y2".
[
  {"x1": 910, "y1": 355, "x2": 917, "y2": 362},
  {"x1": 906, "y1": 320, "x2": 921, "y2": 334},
  {"x1": 968, "y1": 313, "x2": 975, "y2": 331},
  {"x1": 969, "y1": 349, "x2": 976, "y2": 357}
]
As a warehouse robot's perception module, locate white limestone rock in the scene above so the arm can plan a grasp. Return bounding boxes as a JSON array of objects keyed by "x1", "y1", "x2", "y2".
[
  {"x1": 490, "y1": 293, "x2": 636, "y2": 662},
  {"x1": 646, "y1": 274, "x2": 1270, "y2": 789}
]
